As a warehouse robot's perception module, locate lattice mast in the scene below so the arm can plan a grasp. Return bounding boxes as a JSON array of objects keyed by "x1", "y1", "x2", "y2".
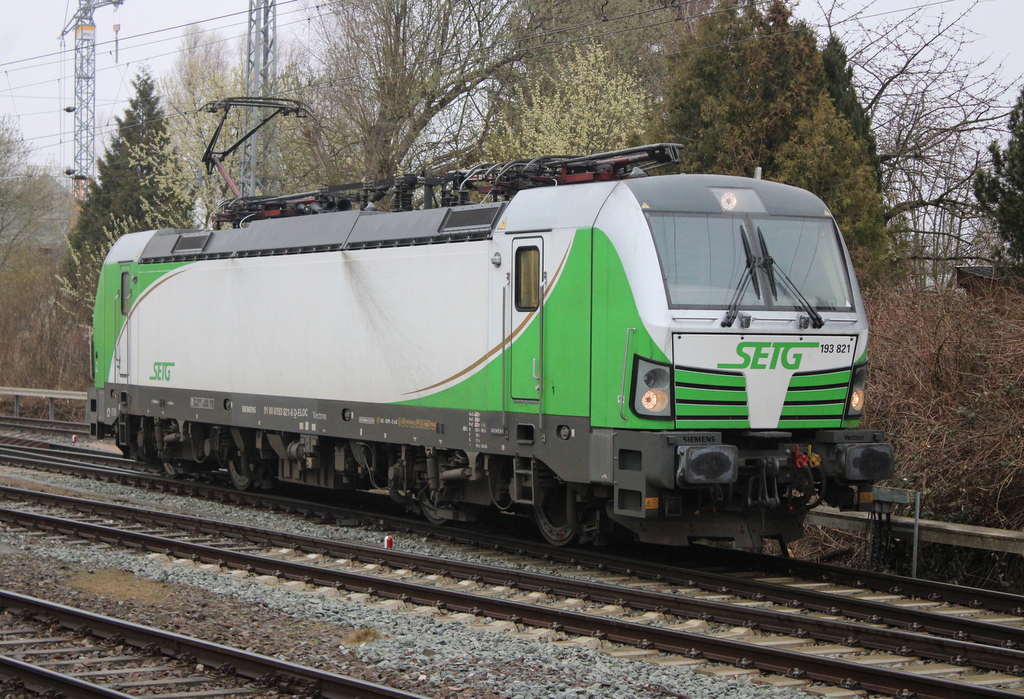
[
  {"x1": 61, "y1": 0, "x2": 124, "y2": 199},
  {"x1": 239, "y1": 0, "x2": 278, "y2": 197}
]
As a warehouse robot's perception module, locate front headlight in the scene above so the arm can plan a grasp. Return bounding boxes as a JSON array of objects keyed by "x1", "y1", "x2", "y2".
[
  {"x1": 642, "y1": 389, "x2": 669, "y2": 412},
  {"x1": 846, "y1": 363, "x2": 868, "y2": 418},
  {"x1": 632, "y1": 356, "x2": 673, "y2": 419}
]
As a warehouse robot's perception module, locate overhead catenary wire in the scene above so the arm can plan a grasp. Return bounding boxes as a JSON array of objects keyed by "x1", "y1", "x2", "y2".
[
  {"x1": 4, "y1": 0, "x2": 987, "y2": 113},
  {"x1": 16, "y1": 0, "x2": 731, "y2": 152},
  {"x1": 0, "y1": 0, "x2": 318, "y2": 164},
  {"x1": 0, "y1": 0, "x2": 307, "y2": 73},
  {"x1": 1, "y1": 2, "x2": 316, "y2": 94},
  {"x1": 6, "y1": 0, "x2": 1011, "y2": 174}
]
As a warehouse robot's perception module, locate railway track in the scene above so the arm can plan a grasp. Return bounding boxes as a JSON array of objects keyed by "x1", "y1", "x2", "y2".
[
  {"x1": 0, "y1": 417, "x2": 90, "y2": 437},
  {"x1": 5, "y1": 440, "x2": 1024, "y2": 626},
  {"x1": 3, "y1": 484, "x2": 1024, "y2": 698},
  {"x1": 0, "y1": 442, "x2": 164, "y2": 475},
  {"x1": 7, "y1": 438, "x2": 1024, "y2": 694},
  {"x1": 0, "y1": 588, "x2": 428, "y2": 698}
]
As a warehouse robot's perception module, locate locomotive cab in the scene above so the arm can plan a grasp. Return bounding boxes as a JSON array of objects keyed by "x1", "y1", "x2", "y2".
[{"x1": 557, "y1": 174, "x2": 894, "y2": 547}]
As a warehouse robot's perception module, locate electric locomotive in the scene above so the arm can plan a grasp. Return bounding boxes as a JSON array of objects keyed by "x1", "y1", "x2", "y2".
[{"x1": 86, "y1": 143, "x2": 893, "y2": 548}]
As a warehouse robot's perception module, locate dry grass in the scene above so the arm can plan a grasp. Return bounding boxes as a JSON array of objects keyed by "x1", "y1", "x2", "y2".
[
  {"x1": 341, "y1": 627, "x2": 387, "y2": 646},
  {"x1": 65, "y1": 568, "x2": 173, "y2": 604},
  {"x1": 791, "y1": 526, "x2": 866, "y2": 568}
]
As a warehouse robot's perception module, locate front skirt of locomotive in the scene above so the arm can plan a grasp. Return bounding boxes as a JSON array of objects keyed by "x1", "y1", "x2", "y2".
[{"x1": 599, "y1": 427, "x2": 893, "y2": 548}]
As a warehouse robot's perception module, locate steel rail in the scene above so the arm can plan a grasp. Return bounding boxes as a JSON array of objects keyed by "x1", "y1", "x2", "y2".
[
  {"x1": 0, "y1": 445, "x2": 163, "y2": 477},
  {"x1": 0, "y1": 589, "x2": 428, "y2": 699},
  {"x1": 0, "y1": 446, "x2": 378, "y2": 514},
  {"x1": 686, "y1": 543, "x2": 1024, "y2": 615},
  {"x1": 0, "y1": 654, "x2": 137, "y2": 698},
  {"x1": 6, "y1": 442, "x2": 1024, "y2": 650},
  {"x1": 514, "y1": 549, "x2": 1024, "y2": 652},
  {"x1": 0, "y1": 416, "x2": 89, "y2": 435},
  {"x1": 2, "y1": 443, "x2": 133, "y2": 465},
  {"x1": 1, "y1": 506, "x2": 1023, "y2": 699},
  {"x1": 5, "y1": 445, "x2": 1024, "y2": 653},
  {"x1": 3, "y1": 484, "x2": 1024, "y2": 676},
  {"x1": 38, "y1": 441, "x2": 1024, "y2": 622},
  {"x1": 0, "y1": 436, "x2": 49, "y2": 448}
]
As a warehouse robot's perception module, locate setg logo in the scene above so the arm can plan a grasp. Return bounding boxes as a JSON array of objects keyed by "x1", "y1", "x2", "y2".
[
  {"x1": 717, "y1": 342, "x2": 818, "y2": 371},
  {"x1": 149, "y1": 362, "x2": 175, "y2": 381}
]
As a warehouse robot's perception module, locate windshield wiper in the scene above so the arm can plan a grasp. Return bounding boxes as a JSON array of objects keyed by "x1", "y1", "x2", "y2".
[
  {"x1": 756, "y1": 227, "x2": 778, "y2": 300},
  {"x1": 722, "y1": 226, "x2": 761, "y2": 328},
  {"x1": 757, "y1": 227, "x2": 825, "y2": 329}
]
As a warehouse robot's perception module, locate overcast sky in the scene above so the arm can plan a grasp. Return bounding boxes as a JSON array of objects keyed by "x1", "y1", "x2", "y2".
[{"x1": 1, "y1": 0, "x2": 1020, "y2": 175}]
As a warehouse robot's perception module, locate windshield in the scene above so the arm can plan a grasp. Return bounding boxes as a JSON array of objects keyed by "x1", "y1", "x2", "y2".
[{"x1": 647, "y1": 212, "x2": 854, "y2": 311}]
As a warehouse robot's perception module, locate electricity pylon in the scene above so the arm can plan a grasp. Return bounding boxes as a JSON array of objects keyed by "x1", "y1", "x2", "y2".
[
  {"x1": 239, "y1": 0, "x2": 277, "y2": 197},
  {"x1": 61, "y1": 0, "x2": 124, "y2": 199}
]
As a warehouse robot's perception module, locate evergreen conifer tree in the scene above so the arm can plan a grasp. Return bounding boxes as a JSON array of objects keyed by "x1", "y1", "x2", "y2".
[
  {"x1": 662, "y1": 0, "x2": 823, "y2": 177},
  {"x1": 822, "y1": 35, "x2": 880, "y2": 183},
  {"x1": 975, "y1": 85, "x2": 1024, "y2": 275},
  {"x1": 67, "y1": 71, "x2": 193, "y2": 264},
  {"x1": 660, "y1": 0, "x2": 889, "y2": 280}
]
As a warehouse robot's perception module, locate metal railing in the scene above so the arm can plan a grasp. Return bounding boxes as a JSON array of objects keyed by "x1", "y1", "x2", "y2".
[
  {"x1": 807, "y1": 502, "x2": 1024, "y2": 557},
  {"x1": 0, "y1": 387, "x2": 88, "y2": 420}
]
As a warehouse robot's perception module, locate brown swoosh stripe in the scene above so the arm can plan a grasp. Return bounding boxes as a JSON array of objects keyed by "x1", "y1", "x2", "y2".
[{"x1": 402, "y1": 241, "x2": 574, "y2": 396}]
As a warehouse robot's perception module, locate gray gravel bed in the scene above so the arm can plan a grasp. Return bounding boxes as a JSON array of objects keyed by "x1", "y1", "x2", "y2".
[
  {"x1": 0, "y1": 434, "x2": 814, "y2": 698},
  {"x1": 0, "y1": 531, "x2": 813, "y2": 699}
]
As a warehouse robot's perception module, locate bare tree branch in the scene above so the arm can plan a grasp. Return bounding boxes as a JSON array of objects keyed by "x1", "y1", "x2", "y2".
[{"x1": 811, "y1": 0, "x2": 1012, "y2": 285}]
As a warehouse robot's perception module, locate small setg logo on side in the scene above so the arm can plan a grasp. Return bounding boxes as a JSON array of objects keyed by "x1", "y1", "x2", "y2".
[{"x1": 149, "y1": 362, "x2": 175, "y2": 381}]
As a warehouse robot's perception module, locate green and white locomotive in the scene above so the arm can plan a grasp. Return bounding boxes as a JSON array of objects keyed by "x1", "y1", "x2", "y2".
[{"x1": 87, "y1": 143, "x2": 893, "y2": 548}]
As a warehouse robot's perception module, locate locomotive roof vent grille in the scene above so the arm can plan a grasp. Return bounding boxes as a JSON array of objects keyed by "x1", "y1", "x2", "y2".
[
  {"x1": 439, "y1": 202, "x2": 505, "y2": 233},
  {"x1": 171, "y1": 232, "x2": 211, "y2": 254}
]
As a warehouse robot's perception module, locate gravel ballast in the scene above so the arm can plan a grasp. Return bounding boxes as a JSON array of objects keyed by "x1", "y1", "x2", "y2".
[{"x1": 0, "y1": 439, "x2": 814, "y2": 698}]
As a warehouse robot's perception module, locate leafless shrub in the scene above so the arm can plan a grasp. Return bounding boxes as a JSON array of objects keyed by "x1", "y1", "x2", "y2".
[
  {"x1": 814, "y1": 0, "x2": 1012, "y2": 285},
  {"x1": 0, "y1": 246, "x2": 89, "y2": 395},
  {"x1": 867, "y1": 283, "x2": 1024, "y2": 532},
  {"x1": 799, "y1": 282, "x2": 1024, "y2": 588}
]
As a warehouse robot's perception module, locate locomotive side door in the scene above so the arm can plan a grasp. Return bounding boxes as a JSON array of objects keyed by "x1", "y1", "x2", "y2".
[
  {"x1": 509, "y1": 237, "x2": 545, "y2": 403},
  {"x1": 114, "y1": 263, "x2": 133, "y2": 379}
]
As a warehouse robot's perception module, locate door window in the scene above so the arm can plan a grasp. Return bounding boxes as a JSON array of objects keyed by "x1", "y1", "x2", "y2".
[
  {"x1": 120, "y1": 271, "x2": 131, "y2": 315},
  {"x1": 515, "y1": 246, "x2": 540, "y2": 311}
]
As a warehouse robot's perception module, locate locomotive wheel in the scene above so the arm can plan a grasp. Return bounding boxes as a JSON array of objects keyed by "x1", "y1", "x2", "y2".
[
  {"x1": 228, "y1": 455, "x2": 256, "y2": 491},
  {"x1": 534, "y1": 484, "x2": 578, "y2": 547},
  {"x1": 163, "y1": 460, "x2": 184, "y2": 478},
  {"x1": 419, "y1": 489, "x2": 451, "y2": 525}
]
